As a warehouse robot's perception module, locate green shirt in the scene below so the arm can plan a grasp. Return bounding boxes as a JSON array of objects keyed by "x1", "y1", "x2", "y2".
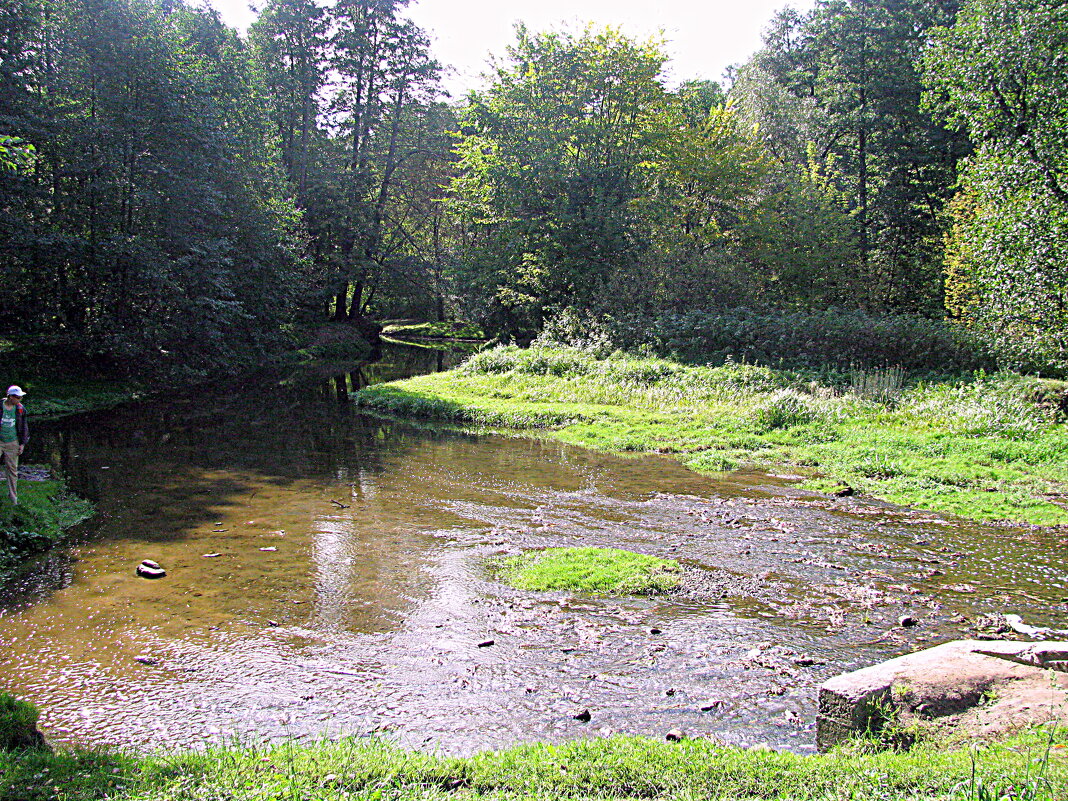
[{"x1": 0, "y1": 404, "x2": 16, "y2": 443}]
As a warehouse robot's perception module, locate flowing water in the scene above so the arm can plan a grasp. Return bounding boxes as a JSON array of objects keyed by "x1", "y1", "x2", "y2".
[{"x1": 1, "y1": 342, "x2": 1066, "y2": 755}]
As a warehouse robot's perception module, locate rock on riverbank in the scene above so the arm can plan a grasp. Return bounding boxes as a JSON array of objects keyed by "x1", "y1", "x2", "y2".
[{"x1": 817, "y1": 640, "x2": 1068, "y2": 750}]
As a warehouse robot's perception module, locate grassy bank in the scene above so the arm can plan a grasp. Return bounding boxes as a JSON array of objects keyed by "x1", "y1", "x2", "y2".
[
  {"x1": 382, "y1": 319, "x2": 486, "y2": 340},
  {"x1": 24, "y1": 379, "x2": 145, "y2": 419},
  {"x1": 354, "y1": 346, "x2": 1068, "y2": 526},
  {"x1": 1, "y1": 726, "x2": 1065, "y2": 800},
  {"x1": 0, "y1": 479, "x2": 94, "y2": 582}
]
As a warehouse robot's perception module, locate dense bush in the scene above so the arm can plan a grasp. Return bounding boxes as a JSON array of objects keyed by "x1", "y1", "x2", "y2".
[{"x1": 537, "y1": 307, "x2": 1012, "y2": 373}]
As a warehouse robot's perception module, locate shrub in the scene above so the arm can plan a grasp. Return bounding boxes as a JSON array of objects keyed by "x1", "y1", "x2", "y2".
[
  {"x1": 540, "y1": 306, "x2": 1022, "y2": 373},
  {"x1": 850, "y1": 365, "x2": 907, "y2": 404},
  {"x1": 0, "y1": 693, "x2": 44, "y2": 752},
  {"x1": 902, "y1": 378, "x2": 1049, "y2": 440},
  {"x1": 748, "y1": 389, "x2": 822, "y2": 432}
]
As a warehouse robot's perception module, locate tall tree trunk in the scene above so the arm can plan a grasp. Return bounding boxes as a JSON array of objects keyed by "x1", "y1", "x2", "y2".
[
  {"x1": 333, "y1": 285, "x2": 348, "y2": 321},
  {"x1": 347, "y1": 280, "x2": 363, "y2": 319}
]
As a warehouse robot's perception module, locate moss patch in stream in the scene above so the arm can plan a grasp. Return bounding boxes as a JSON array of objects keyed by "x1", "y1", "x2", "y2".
[
  {"x1": 488, "y1": 547, "x2": 682, "y2": 595},
  {"x1": 354, "y1": 346, "x2": 1068, "y2": 526},
  {"x1": 0, "y1": 478, "x2": 94, "y2": 582},
  {"x1": 1, "y1": 726, "x2": 1066, "y2": 800}
]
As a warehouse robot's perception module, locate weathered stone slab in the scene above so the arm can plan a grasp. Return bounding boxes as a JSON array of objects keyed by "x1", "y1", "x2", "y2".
[{"x1": 816, "y1": 640, "x2": 1068, "y2": 751}]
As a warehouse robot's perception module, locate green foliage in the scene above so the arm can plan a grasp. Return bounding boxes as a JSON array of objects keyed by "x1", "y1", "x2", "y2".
[
  {"x1": 448, "y1": 25, "x2": 670, "y2": 337},
  {"x1": 748, "y1": 389, "x2": 824, "y2": 433},
  {"x1": 850, "y1": 366, "x2": 906, "y2": 405},
  {"x1": 487, "y1": 547, "x2": 681, "y2": 595},
  {"x1": 356, "y1": 346, "x2": 1068, "y2": 524},
  {"x1": 539, "y1": 306, "x2": 998, "y2": 373},
  {"x1": 0, "y1": 135, "x2": 34, "y2": 173},
  {"x1": 734, "y1": 0, "x2": 969, "y2": 314},
  {"x1": 0, "y1": 694, "x2": 41, "y2": 752},
  {"x1": 926, "y1": 0, "x2": 1068, "y2": 373},
  {"x1": 0, "y1": 0, "x2": 302, "y2": 378}
]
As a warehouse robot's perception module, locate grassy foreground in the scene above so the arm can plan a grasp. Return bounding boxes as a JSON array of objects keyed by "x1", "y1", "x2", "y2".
[
  {"x1": 1, "y1": 727, "x2": 1066, "y2": 801},
  {"x1": 354, "y1": 346, "x2": 1068, "y2": 526},
  {"x1": 487, "y1": 547, "x2": 682, "y2": 594}
]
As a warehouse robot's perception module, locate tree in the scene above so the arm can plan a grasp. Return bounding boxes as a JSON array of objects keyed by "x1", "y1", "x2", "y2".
[
  {"x1": 0, "y1": 0, "x2": 301, "y2": 374},
  {"x1": 926, "y1": 0, "x2": 1068, "y2": 369},
  {"x1": 736, "y1": 0, "x2": 968, "y2": 312},
  {"x1": 448, "y1": 25, "x2": 669, "y2": 337},
  {"x1": 249, "y1": 0, "x2": 328, "y2": 202},
  {"x1": 252, "y1": 0, "x2": 444, "y2": 328},
  {"x1": 328, "y1": 0, "x2": 440, "y2": 325}
]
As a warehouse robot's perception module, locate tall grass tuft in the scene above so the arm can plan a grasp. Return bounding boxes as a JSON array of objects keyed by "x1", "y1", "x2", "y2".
[
  {"x1": 748, "y1": 389, "x2": 822, "y2": 432},
  {"x1": 850, "y1": 365, "x2": 906, "y2": 404}
]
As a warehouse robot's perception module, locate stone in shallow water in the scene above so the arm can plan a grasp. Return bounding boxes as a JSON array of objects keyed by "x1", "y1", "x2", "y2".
[{"x1": 136, "y1": 560, "x2": 166, "y2": 579}]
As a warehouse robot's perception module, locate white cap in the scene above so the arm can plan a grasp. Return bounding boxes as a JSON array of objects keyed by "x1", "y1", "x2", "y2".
[{"x1": 6, "y1": 386, "x2": 24, "y2": 397}]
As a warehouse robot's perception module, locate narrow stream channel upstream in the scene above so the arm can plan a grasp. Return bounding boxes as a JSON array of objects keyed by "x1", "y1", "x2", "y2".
[{"x1": 1, "y1": 342, "x2": 1066, "y2": 755}]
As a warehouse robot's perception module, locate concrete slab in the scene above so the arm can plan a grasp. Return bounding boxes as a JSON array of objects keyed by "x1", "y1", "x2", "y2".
[{"x1": 816, "y1": 640, "x2": 1068, "y2": 751}]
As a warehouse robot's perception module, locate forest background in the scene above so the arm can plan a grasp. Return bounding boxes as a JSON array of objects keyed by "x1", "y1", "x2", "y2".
[{"x1": 1, "y1": 0, "x2": 1066, "y2": 381}]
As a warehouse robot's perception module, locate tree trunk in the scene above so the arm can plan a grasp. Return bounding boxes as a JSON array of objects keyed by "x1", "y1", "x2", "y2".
[{"x1": 333, "y1": 286, "x2": 348, "y2": 321}]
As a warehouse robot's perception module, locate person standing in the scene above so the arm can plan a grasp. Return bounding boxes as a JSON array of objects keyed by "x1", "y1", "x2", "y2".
[{"x1": 1, "y1": 386, "x2": 28, "y2": 504}]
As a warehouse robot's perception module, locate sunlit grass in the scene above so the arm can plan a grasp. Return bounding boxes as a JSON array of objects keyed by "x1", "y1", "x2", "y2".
[
  {"x1": 1, "y1": 726, "x2": 1065, "y2": 800},
  {"x1": 382, "y1": 320, "x2": 486, "y2": 339},
  {"x1": 354, "y1": 346, "x2": 1068, "y2": 525}
]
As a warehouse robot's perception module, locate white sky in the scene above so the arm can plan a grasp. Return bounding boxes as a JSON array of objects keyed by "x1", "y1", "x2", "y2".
[{"x1": 207, "y1": 0, "x2": 814, "y2": 98}]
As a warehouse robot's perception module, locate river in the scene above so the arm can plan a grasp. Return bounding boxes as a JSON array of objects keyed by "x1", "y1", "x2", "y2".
[{"x1": 1, "y1": 342, "x2": 1065, "y2": 755}]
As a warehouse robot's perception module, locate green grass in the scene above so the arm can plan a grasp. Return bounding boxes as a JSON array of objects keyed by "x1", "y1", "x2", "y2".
[
  {"x1": 487, "y1": 547, "x2": 682, "y2": 595},
  {"x1": 0, "y1": 479, "x2": 94, "y2": 582},
  {"x1": 354, "y1": 346, "x2": 1068, "y2": 526},
  {"x1": 0, "y1": 727, "x2": 1065, "y2": 800}
]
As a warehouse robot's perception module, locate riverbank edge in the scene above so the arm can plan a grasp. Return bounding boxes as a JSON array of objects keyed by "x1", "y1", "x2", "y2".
[
  {"x1": 1, "y1": 725, "x2": 1064, "y2": 801},
  {"x1": 0, "y1": 478, "x2": 94, "y2": 584},
  {"x1": 351, "y1": 346, "x2": 1068, "y2": 527},
  {"x1": 25, "y1": 327, "x2": 385, "y2": 421}
]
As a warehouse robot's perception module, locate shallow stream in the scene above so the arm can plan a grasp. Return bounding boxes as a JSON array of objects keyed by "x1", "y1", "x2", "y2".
[{"x1": 1, "y1": 343, "x2": 1066, "y2": 754}]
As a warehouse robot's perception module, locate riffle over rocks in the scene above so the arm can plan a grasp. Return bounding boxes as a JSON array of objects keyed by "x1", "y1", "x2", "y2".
[{"x1": 817, "y1": 640, "x2": 1068, "y2": 751}]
